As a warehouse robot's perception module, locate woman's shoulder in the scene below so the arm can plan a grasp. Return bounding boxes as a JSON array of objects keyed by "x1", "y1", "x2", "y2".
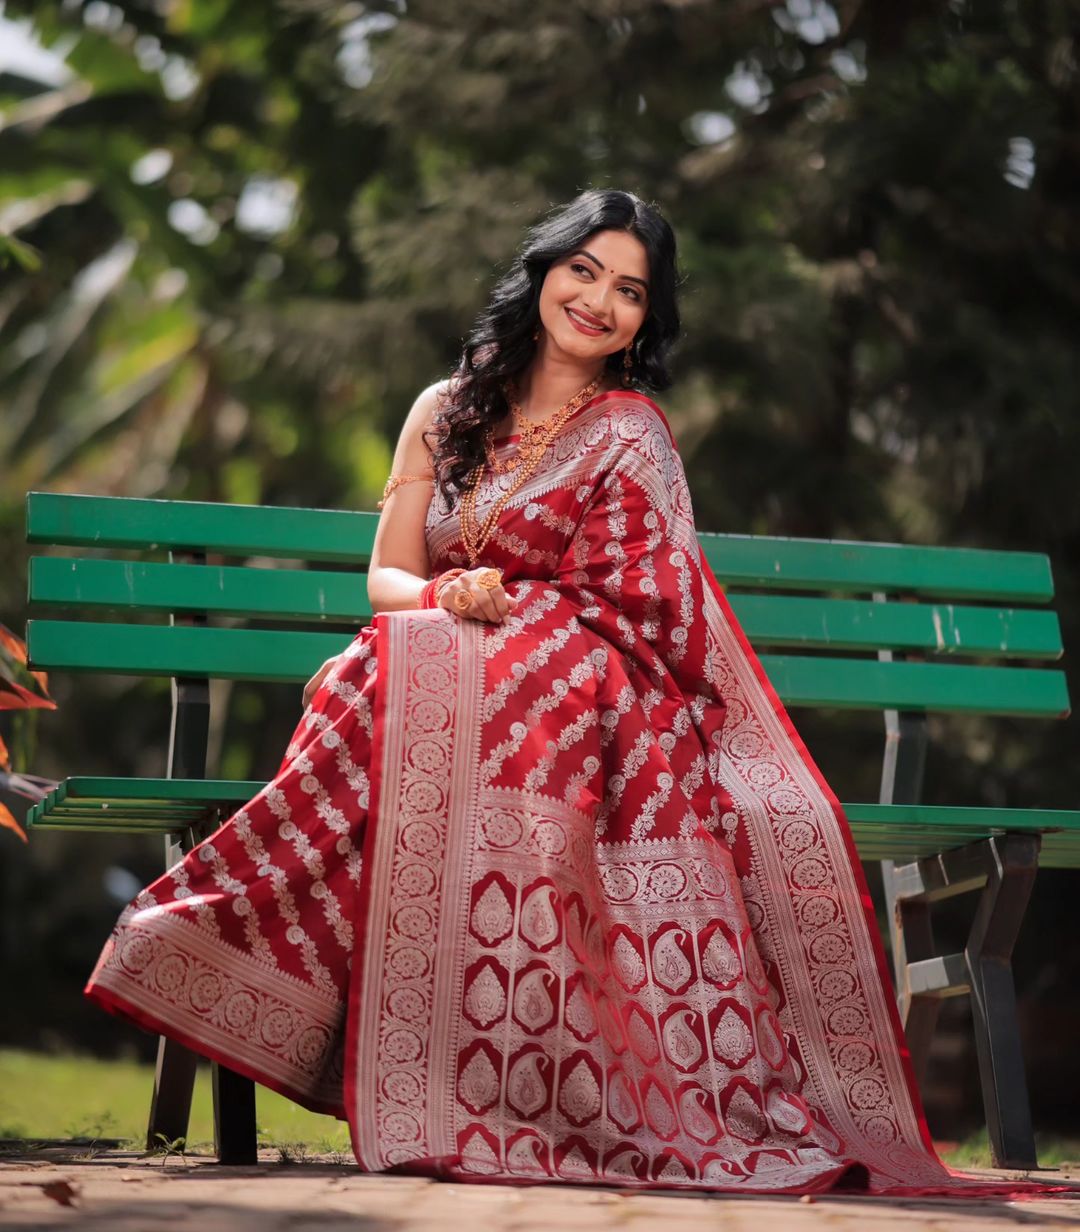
[{"x1": 408, "y1": 379, "x2": 452, "y2": 423}]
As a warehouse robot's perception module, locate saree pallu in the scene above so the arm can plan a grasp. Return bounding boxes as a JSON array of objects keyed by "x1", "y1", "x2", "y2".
[{"x1": 86, "y1": 392, "x2": 1031, "y2": 1195}]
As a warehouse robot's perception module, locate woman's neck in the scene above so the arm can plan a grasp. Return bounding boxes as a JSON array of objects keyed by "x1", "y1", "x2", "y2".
[{"x1": 515, "y1": 348, "x2": 609, "y2": 421}]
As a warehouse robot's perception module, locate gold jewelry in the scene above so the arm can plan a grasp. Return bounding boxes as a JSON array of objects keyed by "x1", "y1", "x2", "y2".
[
  {"x1": 476, "y1": 568, "x2": 502, "y2": 590},
  {"x1": 432, "y1": 568, "x2": 466, "y2": 604},
  {"x1": 622, "y1": 341, "x2": 634, "y2": 388},
  {"x1": 462, "y1": 377, "x2": 600, "y2": 566},
  {"x1": 486, "y1": 377, "x2": 601, "y2": 476},
  {"x1": 452, "y1": 588, "x2": 473, "y2": 612},
  {"x1": 378, "y1": 473, "x2": 433, "y2": 509}
]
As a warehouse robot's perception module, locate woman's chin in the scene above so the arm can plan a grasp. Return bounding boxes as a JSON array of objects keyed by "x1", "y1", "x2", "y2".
[{"x1": 546, "y1": 329, "x2": 617, "y2": 366}]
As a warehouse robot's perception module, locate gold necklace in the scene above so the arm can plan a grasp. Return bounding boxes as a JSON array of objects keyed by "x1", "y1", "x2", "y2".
[
  {"x1": 487, "y1": 378, "x2": 601, "y2": 476},
  {"x1": 461, "y1": 377, "x2": 601, "y2": 565}
]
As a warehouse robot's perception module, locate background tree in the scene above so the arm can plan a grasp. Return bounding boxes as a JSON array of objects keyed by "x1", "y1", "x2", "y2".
[{"x1": 2, "y1": 0, "x2": 1078, "y2": 1136}]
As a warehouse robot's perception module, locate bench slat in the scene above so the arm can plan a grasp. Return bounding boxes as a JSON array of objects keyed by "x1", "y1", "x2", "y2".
[
  {"x1": 700, "y1": 533, "x2": 1054, "y2": 601},
  {"x1": 28, "y1": 619, "x2": 350, "y2": 681},
  {"x1": 728, "y1": 594, "x2": 1061, "y2": 659},
  {"x1": 29, "y1": 558, "x2": 373, "y2": 624},
  {"x1": 28, "y1": 780, "x2": 1080, "y2": 867},
  {"x1": 26, "y1": 620, "x2": 1071, "y2": 716},
  {"x1": 27, "y1": 493, "x2": 1055, "y2": 602},
  {"x1": 26, "y1": 493, "x2": 375, "y2": 563},
  {"x1": 759, "y1": 654, "x2": 1069, "y2": 717},
  {"x1": 29, "y1": 559, "x2": 1064, "y2": 659}
]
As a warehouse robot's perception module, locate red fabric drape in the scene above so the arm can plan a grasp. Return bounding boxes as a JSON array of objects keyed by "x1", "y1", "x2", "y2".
[{"x1": 87, "y1": 392, "x2": 1058, "y2": 1196}]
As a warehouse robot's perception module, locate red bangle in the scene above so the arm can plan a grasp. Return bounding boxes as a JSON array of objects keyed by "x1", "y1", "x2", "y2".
[{"x1": 418, "y1": 579, "x2": 439, "y2": 609}]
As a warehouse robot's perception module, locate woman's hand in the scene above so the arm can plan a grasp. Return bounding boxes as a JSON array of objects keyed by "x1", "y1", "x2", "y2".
[
  {"x1": 302, "y1": 655, "x2": 339, "y2": 708},
  {"x1": 438, "y1": 568, "x2": 519, "y2": 623}
]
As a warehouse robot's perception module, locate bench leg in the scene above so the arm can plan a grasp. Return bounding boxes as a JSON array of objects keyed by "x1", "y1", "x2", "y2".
[
  {"x1": 213, "y1": 1063, "x2": 258, "y2": 1164},
  {"x1": 883, "y1": 865, "x2": 943, "y2": 1084},
  {"x1": 891, "y1": 836, "x2": 1040, "y2": 1169},
  {"x1": 966, "y1": 834, "x2": 1039, "y2": 1170},
  {"x1": 147, "y1": 1035, "x2": 198, "y2": 1152}
]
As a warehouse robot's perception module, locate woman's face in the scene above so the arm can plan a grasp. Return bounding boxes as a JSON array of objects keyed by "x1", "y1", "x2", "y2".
[{"x1": 537, "y1": 228, "x2": 650, "y2": 369}]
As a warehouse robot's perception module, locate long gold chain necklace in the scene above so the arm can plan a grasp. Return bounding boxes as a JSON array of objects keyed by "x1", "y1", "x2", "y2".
[{"x1": 459, "y1": 376, "x2": 600, "y2": 566}]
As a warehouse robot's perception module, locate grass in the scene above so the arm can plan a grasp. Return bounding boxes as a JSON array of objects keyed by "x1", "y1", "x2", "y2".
[
  {"x1": 0, "y1": 1048, "x2": 352, "y2": 1156},
  {"x1": 941, "y1": 1127, "x2": 1080, "y2": 1170},
  {"x1": 2, "y1": 1048, "x2": 1077, "y2": 1170}
]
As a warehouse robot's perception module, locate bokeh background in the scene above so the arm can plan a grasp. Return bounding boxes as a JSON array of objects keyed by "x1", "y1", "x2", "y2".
[{"x1": 1, "y1": 0, "x2": 1078, "y2": 1150}]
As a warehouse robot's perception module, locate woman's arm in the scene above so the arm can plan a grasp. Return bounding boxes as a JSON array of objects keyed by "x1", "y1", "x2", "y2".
[{"x1": 367, "y1": 383, "x2": 442, "y2": 614}]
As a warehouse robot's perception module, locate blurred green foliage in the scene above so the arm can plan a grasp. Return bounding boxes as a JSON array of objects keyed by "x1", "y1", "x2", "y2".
[{"x1": 1, "y1": 0, "x2": 1078, "y2": 1135}]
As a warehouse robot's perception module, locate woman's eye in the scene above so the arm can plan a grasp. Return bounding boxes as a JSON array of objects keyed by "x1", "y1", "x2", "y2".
[
  {"x1": 570, "y1": 262, "x2": 592, "y2": 276},
  {"x1": 619, "y1": 286, "x2": 641, "y2": 301}
]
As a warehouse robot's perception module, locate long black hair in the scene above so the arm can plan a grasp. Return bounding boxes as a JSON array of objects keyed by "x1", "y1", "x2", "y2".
[{"x1": 426, "y1": 189, "x2": 681, "y2": 507}]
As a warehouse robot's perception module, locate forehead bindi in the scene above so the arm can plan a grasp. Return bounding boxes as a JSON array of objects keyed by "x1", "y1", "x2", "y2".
[{"x1": 572, "y1": 231, "x2": 649, "y2": 287}]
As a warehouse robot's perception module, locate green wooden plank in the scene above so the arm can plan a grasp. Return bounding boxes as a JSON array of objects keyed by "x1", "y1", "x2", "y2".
[
  {"x1": 30, "y1": 560, "x2": 1062, "y2": 658},
  {"x1": 30, "y1": 558, "x2": 372, "y2": 623},
  {"x1": 756, "y1": 654, "x2": 1070, "y2": 717},
  {"x1": 26, "y1": 620, "x2": 1071, "y2": 715},
  {"x1": 26, "y1": 492, "x2": 376, "y2": 564},
  {"x1": 28, "y1": 816, "x2": 192, "y2": 835},
  {"x1": 701, "y1": 533, "x2": 1054, "y2": 602},
  {"x1": 842, "y1": 802, "x2": 1080, "y2": 831},
  {"x1": 27, "y1": 621, "x2": 352, "y2": 682},
  {"x1": 31, "y1": 779, "x2": 1080, "y2": 868},
  {"x1": 55, "y1": 777, "x2": 262, "y2": 801},
  {"x1": 845, "y1": 803, "x2": 1080, "y2": 869},
  {"x1": 26, "y1": 778, "x2": 266, "y2": 832},
  {"x1": 28, "y1": 492, "x2": 1056, "y2": 601},
  {"x1": 726, "y1": 594, "x2": 1062, "y2": 659}
]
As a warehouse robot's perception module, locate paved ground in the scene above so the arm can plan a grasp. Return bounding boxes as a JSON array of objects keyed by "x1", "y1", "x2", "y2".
[{"x1": 1, "y1": 1149, "x2": 1079, "y2": 1231}]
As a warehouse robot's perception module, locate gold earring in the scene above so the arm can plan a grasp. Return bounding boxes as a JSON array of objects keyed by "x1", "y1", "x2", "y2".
[{"x1": 622, "y1": 342, "x2": 634, "y2": 387}]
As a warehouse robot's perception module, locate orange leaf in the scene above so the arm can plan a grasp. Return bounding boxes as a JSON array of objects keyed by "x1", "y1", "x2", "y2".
[
  {"x1": 0, "y1": 801, "x2": 27, "y2": 843},
  {"x1": 30, "y1": 668, "x2": 51, "y2": 697},
  {"x1": 0, "y1": 680, "x2": 56, "y2": 711},
  {"x1": 0, "y1": 730, "x2": 8, "y2": 771},
  {"x1": 0, "y1": 626, "x2": 27, "y2": 665}
]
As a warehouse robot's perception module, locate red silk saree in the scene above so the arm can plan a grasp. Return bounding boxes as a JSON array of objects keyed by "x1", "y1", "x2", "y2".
[{"x1": 86, "y1": 391, "x2": 1031, "y2": 1194}]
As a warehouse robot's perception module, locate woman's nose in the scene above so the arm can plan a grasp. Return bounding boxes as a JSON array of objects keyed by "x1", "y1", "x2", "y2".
[{"x1": 584, "y1": 281, "x2": 612, "y2": 313}]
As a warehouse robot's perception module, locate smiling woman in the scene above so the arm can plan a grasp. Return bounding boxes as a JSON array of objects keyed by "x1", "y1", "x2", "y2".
[
  {"x1": 424, "y1": 189, "x2": 680, "y2": 507},
  {"x1": 84, "y1": 190, "x2": 1055, "y2": 1198}
]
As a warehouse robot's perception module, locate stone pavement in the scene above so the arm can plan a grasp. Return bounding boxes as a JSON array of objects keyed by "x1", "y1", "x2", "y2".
[{"x1": 1, "y1": 1150, "x2": 1079, "y2": 1232}]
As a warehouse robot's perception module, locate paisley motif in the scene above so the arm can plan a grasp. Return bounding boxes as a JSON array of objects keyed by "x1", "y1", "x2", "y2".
[
  {"x1": 661, "y1": 1007, "x2": 704, "y2": 1072},
  {"x1": 506, "y1": 1050, "x2": 551, "y2": 1118},
  {"x1": 512, "y1": 966, "x2": 558, "y2": 1034},
  {"x1": 519, "y1": 882, "x2": 561, "y2": 950},
  {"x1": 651, "y1": 928, "x2": 693, "y2": 993}
]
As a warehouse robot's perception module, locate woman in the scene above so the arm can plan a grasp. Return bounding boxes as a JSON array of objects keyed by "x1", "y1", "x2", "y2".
[{"x1": 85, "y1": 191, "x2": 1009, "y2": 1195}]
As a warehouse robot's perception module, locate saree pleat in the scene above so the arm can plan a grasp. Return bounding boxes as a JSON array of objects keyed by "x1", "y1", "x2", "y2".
[{"x1": 86, "y1": 392, "x2": 1052, "y2": 1196}]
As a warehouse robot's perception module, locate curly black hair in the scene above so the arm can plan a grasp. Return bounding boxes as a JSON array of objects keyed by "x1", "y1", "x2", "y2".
[{"x1": 426, "y1": 189, "x2": 681, "y2": 508}]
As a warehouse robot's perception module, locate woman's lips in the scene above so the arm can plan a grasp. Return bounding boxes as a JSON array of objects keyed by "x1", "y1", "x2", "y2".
[{"x1": 565, "y1": 307, "x2": 610, "y2": 337}]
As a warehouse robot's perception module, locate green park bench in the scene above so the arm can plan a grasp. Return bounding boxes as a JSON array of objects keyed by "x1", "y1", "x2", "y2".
[{"x1": 23, "y1": 491, "x2": 1080, "y2": 1169}]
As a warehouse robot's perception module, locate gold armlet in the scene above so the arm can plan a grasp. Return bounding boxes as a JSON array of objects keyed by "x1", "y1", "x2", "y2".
[{"x1": 377, "y1": 473, "x2": 434, "y2": 509}]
